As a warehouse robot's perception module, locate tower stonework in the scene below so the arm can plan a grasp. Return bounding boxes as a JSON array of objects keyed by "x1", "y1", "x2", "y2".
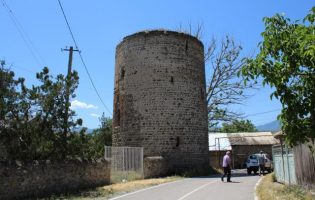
[{"x1": 113, "y1": 30, "x2": 209, "y2": 172}]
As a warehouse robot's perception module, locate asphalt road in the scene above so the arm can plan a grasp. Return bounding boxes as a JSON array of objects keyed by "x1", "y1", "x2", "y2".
[{"x1": 109, "y1": 169, "x2": 262, "y2": 200}]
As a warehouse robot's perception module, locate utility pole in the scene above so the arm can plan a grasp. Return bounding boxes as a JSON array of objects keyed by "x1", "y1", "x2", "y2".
[{"x1": 61, "y1": 46, "x2": 79, "y2": 158}]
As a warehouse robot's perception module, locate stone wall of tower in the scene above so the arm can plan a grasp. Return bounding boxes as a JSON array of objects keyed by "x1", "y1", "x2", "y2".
[{"x1": 113, "y1": 30, "x2": 209, "y2": 170}]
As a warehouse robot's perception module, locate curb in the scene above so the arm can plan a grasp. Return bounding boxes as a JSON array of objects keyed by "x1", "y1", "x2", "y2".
[{"x1": 254, "y1": 176, "x2": 264, "y2": 200}]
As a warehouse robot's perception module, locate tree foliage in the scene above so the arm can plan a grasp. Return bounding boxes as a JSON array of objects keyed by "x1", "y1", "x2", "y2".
[
  {"x1": 84, "y1": 113, "x2": 112, "y2": 158},
  {"x1": 220, "y1": 119, "x2": 258, "y2": 133},
  {"x1": 240, "y1": 8, "x2": 315, "y2": 146},
  {"x1": 0, "y1": 62, "x2": 109, "y2": 160}
]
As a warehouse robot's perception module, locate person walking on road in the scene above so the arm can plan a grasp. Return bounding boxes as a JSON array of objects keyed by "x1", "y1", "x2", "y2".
[
  {"x1": 221, "y1": 151, "x2": 232, "y2": 182},
  {"x1": 258, "y1": 151, "x2": 265, "y2": 176}
]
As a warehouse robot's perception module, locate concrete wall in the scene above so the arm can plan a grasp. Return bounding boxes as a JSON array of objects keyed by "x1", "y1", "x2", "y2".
[
  {"x1": 112, "y1": 30, "x2": 209, "y2": 171},
  {"x1": 0, "y1": 159, "x2": 110, "y2": 200}
]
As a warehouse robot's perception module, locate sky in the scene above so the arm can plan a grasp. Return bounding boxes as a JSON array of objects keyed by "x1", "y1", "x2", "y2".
[{"x1": 1, "y1": 0, "x2": 314, "y2": 129}]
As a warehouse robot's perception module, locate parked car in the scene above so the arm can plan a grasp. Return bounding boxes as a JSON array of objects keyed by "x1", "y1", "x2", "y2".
[{"x1": 246, "y1": 153, "x2": 273, "y2": 175}]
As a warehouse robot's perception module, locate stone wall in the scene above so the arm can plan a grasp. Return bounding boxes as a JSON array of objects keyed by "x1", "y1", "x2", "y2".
[
  {"x1": 0, "y1": 159, "x2": 110, "y2": 200},
  {"x1": 144, "y1": 156, "x2": 172, "y2": 178},
  {"x1": 113, "y1": 30, "x2": 209, "y2": 171}
]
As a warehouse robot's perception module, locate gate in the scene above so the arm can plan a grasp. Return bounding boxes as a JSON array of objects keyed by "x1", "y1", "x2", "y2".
[
  {"x1": 272, "y1": 145, "x2": 296, "y2": 184},
  {"x1": 105, "y1": 146, "x2": 143, "y2": 183}
]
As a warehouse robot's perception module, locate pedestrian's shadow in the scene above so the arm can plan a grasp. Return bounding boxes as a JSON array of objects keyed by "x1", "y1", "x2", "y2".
[{"x1": 228, "y1": 181, "x2": 241, "y2": 183}]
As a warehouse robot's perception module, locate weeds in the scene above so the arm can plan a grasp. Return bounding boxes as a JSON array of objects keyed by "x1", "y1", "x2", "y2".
[
  {"x1": 256, "y1": 173, "x2": 315, "y2": 200},
  {"x1": 35, "y1": 176, "x2": 183, "y2": 200}
]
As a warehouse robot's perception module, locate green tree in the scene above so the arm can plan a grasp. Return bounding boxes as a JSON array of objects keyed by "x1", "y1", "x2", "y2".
[
  {"x1": 35, "y1": 67, "x2": 82, "y2": 159},
  {"x1": 220, "y1": 119, "x2": 257, "y2": 133},
  {"x1": 0, "y1": 62, "x2": 84, "y2": 160},
  {"x1": 0, "y1": 60, "x2": 31, "y2": 159},
  {"x1": 85, "y1": 113, "x2": 112, "y2": 158},
  {"x1": 240, "y1": 8, "x2": 315, "y2": 146}
]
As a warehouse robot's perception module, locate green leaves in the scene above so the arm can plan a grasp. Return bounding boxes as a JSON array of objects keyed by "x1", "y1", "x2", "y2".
[
  {"x1": 240, "y1": 7, "x2": 315, "y2": 146},
  {"x1": 0, "y1": 64, "x2": 96, "y2": 160},
  {"x1": 220, "y1": 119, "x2": 258, "y2": 133}
]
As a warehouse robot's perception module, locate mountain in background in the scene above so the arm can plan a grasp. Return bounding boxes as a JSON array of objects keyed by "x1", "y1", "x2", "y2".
[
  {"x1": 256, "y1": 120, "x2": 281, "y2": 131},
  {"x1": 72, "y1": 127, "x2": 96, "y2": 134}
]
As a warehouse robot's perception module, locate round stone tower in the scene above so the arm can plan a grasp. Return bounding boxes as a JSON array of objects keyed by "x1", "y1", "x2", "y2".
[{"x1": 113, "y1": 30, "x2": 209, "y2": 170}]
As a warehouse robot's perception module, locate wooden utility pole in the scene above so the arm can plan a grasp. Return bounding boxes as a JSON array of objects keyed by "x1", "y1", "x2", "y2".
[{"x1": 62, "y1": 46, "x2": 79, "y2": 158}]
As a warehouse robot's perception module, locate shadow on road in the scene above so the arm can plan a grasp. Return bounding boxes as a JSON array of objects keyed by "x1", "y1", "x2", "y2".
[{"x1": 190, "y1": 169, "x2": 270, "y2": 179}]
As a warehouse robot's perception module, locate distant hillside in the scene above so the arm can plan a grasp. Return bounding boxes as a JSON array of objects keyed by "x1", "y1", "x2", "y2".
[
  {"x1": 256, "y1": 120, "x2": 281, "y2": 131},
  {"x1": 72, "y1": 127, "x2": 96, "y2": 134}
]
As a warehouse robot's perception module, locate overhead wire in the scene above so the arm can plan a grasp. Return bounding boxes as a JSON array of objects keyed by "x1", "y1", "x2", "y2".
[
  {"x1": 57, "y1": 0, "x2": 113, "y2": 116},
  {"x1": 242, "y1": 109, "x2": 281, "y2": 118},
  {"x1": 1, "y1": 0, "x2": 47, "y2": 70}
]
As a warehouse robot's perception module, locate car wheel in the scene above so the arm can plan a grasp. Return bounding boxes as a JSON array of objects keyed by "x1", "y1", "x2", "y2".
[{"x1": 247, "y1": 168, "x2": 251, "y2": 175}]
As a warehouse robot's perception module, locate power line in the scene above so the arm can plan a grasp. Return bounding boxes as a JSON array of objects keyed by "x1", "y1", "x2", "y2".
[
  {"x1": 6, "y1": 61, "x2": 111, "y2": 95},
  {"x1": 243, "y1": 109, "x2": 281, "y2": 118},
  {"x1": 57, "y1": 0, "x2": 112, "y2": 116},
  {"x1": 1, "y1": 0, "x2": 47, "y2": 70}
]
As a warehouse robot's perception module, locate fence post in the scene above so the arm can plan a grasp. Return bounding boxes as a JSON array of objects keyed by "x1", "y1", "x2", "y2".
[{"x1": 286, "y1": 145, "x2": 291, "y2": 186}]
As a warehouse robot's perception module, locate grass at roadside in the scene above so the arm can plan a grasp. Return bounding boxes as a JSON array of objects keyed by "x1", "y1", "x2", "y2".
[
  {"x1": 256, "y1": 173, "x2": 315, "y2": 200},
  {"x1": 36, "y1": 166, "x2": 220, "y2": 200},
  {"x1": 37, "y1": 176, "x2": 183, "y2": 200}
]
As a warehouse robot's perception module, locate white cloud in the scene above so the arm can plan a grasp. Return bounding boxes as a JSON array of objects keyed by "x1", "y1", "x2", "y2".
[
  {"x1": 91, "y1": 113, "x2": 101, "y2": 118},
  {"x1": 70, "y1": 100, "x2": 98, "y2": 109}
]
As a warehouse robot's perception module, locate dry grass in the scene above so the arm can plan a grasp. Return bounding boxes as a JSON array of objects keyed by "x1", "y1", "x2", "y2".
[
  {"x1": 40, "y1": 176, "x2": 183, "y2": 200},
  {"x1": 102, "y1": 176, "x2": 182, "y2": 193},
  {"x1": 256, "y1": 173, "x2": 315, "y2": 200}
]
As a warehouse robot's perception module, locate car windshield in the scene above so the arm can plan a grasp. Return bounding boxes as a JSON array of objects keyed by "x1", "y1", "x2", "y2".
[{"x1": 250, "y1": 155, "x2": 258, "y2": 159}]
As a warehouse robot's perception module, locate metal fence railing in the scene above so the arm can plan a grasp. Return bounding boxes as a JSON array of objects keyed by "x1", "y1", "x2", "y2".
[{"x1": 105, "y1": 146, "x2": 143, "y2": 183}]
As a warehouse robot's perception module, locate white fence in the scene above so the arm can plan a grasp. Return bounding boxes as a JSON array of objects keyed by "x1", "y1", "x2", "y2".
[{"x1": 105, "y1": 146, "x2": 143, "y2": 183}]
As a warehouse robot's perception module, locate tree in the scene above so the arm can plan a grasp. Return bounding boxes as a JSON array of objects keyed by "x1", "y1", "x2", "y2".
[
  {"x1": 240, "y1": 7, "x2": 315, "y2": 147},
  {"x1": 0, "y1": 60, "x2": 30, "y2": 159},
  {"x1": 176, "y1": 23, "x2": 259, "y2": 129},
  {"x1": 205, "y1": 36, "x2": 258, "y2": 129},
  {"x1": 85, "y1": 113, "x2": 112, "y2": 158},
  {"x1": 220, "y1": 119, "x2": 258, "y2": 133},
  {"x1": 0, "y1": 62, "x2": 84, "y2": 160},
  {"x1": 34, "y1": 67, "x2": 83, "y2": 159}
]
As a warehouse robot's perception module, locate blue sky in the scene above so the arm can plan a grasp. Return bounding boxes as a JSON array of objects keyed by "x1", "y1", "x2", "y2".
[{"x1": 1, "y1": 0, "x2": 314, "y2": 128}]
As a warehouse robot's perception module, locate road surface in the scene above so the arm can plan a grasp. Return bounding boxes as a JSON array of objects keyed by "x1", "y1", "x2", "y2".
[{"x1": 109, "y1": 169, "x2": 262, "y2": 200}]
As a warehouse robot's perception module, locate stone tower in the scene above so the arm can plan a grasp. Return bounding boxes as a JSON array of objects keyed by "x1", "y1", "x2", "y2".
[{"x1": 113, "y1": 30, "x2": 209, "y2": 171}]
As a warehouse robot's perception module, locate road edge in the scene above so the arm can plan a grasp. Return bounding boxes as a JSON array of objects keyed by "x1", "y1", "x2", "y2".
[
  {"x1": 108, "y1": 178, "x2": 189, "y2": 200},
  {"x1": 254, "y1": 176, "x2": 264, "y2": 200}
]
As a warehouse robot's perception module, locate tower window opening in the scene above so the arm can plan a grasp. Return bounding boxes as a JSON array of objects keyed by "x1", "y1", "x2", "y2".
[
  {"x1": 176, "y1": 136, "x2": 180, "y2": 147},
  {"x1": 170, "y1": 76, "x2": 174, "y2": 83},
  {"x1": 121, "y1": 69, "x2": 125, "y2": 79}
]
